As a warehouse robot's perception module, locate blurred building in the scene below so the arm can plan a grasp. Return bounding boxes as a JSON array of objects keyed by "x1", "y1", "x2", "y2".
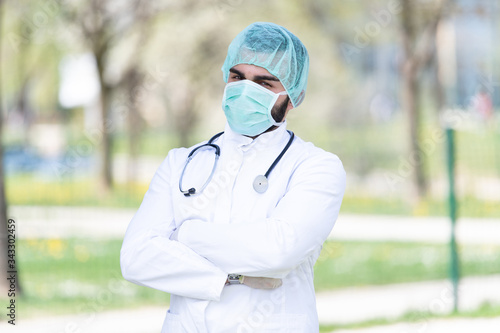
[
  {"x1": 348, "y1": 0, "x2": 499, "y2": 120},
  {"x1": 453, "y1": 0, "x2": 499, "y2": 109}
]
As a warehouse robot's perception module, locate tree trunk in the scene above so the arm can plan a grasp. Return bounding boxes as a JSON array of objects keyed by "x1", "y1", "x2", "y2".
[
  {"x1": 0, "y1": 0, "x2": 8, "y2": 296},
  {"x1": 401, "y1": 0, "x2": 428, "y2": 199},
  {"x1": 124, "y1": 68, "x2": 143, "y2": 183},
  {"x1": 0, "y1": 0, "x2": 21, "y2": 297},
  {"x1": 95, "y1": 53, "x2": 113, "y2": 192},
  {"x1": 402, "y1": 59, "x2": 427, "y2": 199}
]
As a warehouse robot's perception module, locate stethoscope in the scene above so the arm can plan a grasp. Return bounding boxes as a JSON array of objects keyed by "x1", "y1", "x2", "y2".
[{"x1": 179, "y1": 130, "x2": 295, "y2": 197}]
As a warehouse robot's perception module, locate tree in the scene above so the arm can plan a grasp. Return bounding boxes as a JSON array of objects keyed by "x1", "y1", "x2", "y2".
[
  {"x1": 399, "y1": 0, "x2": 450, "y2": 199},
  {"x1": 0, "y1": 0, "x2": 21, "y2": 298},
  {"x1": 61, "y1": 0, "x2": 163, "y2": 191},
  {"x1": 61, "y1": 0, "x2": 211, "y2": 190},
  {"x1": 305, "y1": 0, "x2": 453, "y2": 200},
  {"x1": 162, "y1": 26, "x2": 228, "y2": 147}
]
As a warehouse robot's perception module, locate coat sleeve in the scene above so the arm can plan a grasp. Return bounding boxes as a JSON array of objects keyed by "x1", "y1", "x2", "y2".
[
  {"x1": 120, "y1": 151, "x2": 227, "y2": 301},
  {"x1": 177, "y1": 152, "x2": 346, "y2": 278}
]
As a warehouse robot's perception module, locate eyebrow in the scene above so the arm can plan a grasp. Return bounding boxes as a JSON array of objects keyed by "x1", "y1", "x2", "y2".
[
  {"x1": 229, "y1": 68, "x2": 280, "y2": 82},
  {"x1": 254, "y1": 74, "x2": 280, "y2": 82}
]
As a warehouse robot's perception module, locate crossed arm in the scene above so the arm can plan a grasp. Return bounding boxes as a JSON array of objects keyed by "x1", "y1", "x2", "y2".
[{"x1": 120, "y1": 150, "x2": 346, "y2": 301}]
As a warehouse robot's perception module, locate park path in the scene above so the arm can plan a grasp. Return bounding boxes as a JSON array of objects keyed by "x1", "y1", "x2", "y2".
[{"x1": 9, "y1": 205, "x2": 500, "y2": 244}]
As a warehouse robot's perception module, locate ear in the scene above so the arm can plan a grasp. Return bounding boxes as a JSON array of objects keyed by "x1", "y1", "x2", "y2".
[{"x1": 286, "y1": 99, "x2": 294, "y2": 112}]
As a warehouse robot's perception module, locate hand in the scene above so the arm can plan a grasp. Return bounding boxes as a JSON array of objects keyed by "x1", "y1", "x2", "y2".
[{"x1": 240, "y1": 276, "x2": 282, "y2": 289}]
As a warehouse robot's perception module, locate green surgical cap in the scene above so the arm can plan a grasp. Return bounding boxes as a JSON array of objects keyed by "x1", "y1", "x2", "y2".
[{"x1": 222, "y1": 22, "x2": 309, "y2": 108}]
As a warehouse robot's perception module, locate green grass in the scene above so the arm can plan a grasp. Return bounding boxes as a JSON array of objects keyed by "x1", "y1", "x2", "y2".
[
  {"x1": 455, "y1": 128, "x2": 500, "y2": 175},
  {"x1": 314, "y1": 241, "x2": 500, "y2": 291},
  {"x1": 100, "y1": 130, "x2": 181, "y2": 156},
  {"x1": 13, "y1": 238, "x2": 500, "y2": 319},
  {"x1": 7, "y1": 175, "x2": 148, "y2": 208},
  {"x1": 16, "y1": 238, "x2": 168, "y2": 317}
]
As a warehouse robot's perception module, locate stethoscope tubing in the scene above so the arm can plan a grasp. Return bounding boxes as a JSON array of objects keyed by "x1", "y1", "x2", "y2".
[
  {"x1": 265, "y1": 130, "x2": 294, "y2": 178},
  {"x1": 179, "y1": 130, "x2": 294, "y2": 196}
]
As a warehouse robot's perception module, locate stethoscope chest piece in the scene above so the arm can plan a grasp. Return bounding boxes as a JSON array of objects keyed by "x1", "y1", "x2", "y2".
[{"x1": 253, "y1": 175, "x2": 269, "y2": 194}]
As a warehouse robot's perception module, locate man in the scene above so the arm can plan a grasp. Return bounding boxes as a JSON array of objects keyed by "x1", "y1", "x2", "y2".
[{"x1": 121, "y1": 22, "x2": 346, "y2": 332}]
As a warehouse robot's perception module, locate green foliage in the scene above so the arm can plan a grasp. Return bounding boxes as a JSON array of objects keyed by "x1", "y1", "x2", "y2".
[
  {"x1": 3, "y1": 0, "x2": 500, "y2": 219},
  {"x1": 2, "y1": 0, "x2": 65, "y2": 115}
]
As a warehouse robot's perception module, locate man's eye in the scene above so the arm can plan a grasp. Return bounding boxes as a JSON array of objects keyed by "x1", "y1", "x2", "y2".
[
  {"x1": 259, "y1": 81, "x2": 271, "y2": 87},
  {"x1": 231, "y1": 75, "x2": 241, "y2": 80}
]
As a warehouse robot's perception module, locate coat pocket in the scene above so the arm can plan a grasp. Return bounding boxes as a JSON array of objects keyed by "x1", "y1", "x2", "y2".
[{"x1": 161, "y1": 309, "x2": 182, "y2": 333}]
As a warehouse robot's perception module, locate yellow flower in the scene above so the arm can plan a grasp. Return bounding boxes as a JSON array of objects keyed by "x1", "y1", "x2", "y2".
[{"x1": 47, "y1": 239, "x2": 65, "y2": 259}]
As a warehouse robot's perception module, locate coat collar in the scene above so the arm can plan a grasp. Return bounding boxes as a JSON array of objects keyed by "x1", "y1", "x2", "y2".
[{"x1": 222, "y1": 121, "x2": 289, "y2": 151}]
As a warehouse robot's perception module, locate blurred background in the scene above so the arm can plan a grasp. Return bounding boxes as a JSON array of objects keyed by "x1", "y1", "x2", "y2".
[{"x1": 0, "y1": 0, "x2": 499, "y2": 332}]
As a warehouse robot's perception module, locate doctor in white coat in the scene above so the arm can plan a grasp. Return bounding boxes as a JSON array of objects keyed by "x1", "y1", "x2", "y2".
[{"x1": 120, "y1": 22, "x2": 346, "y2": 332}]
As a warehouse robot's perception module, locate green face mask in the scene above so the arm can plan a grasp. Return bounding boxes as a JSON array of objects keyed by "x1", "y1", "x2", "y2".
[{"x1": 222, "y1": 80, "x2": 287, "y2": 137}]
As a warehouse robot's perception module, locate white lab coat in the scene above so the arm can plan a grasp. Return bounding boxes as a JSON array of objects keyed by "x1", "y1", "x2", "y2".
[{"x1": 120, "y1": 122, "x2": 346, "y2": 332}]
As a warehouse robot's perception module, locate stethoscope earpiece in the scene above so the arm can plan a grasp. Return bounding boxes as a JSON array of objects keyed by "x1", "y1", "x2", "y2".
[{"x1": 184, "y1": 188, "x2": 196, "y2": 197}]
